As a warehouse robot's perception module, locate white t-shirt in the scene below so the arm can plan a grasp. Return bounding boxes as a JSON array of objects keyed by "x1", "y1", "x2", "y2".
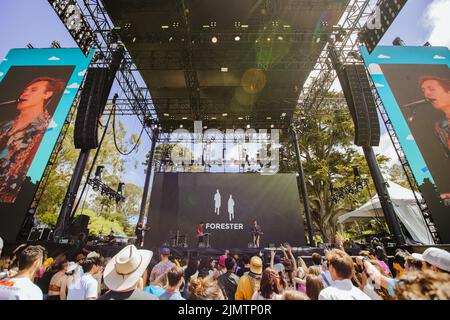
[
  {"x1": 251, "y1": 291, "x2": 282, "y2": 300},
  {"x1": 0, "y1": 277, "x2": 43, "y2": 300},
  {"x1": 318, "y1": 279, "x2": 371, "y2": 300},
  {"x1": 67, "y1": 273, "x2": 98, "y2": 300}
]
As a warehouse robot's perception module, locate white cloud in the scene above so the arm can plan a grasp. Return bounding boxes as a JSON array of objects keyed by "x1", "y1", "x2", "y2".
[
  {"x1": 433, "y1": 55, "x2": 446, "y2": 60},
  {"x1": 67, "y1": 82, "x2": 80, "y2": 89},
  {"x1": 373, "y1": 132, "x2": 400, "y2": 166},
  {"x1": 48, "y1": 56, "x2": 61, "y2": 61},
  {"x1": 368, "y1": 63, "x2": 383, "y2": 75},
  {"x1": 406, "y1": 134, "x2": 415, "y2": 141},
  {"x1": 78, "y1": 69, "x2": 87, "y2": 77},
  {"x1": 64, "y1": 90, "x2": 70, "y2": 94},
  {"x1": 0, "y1": 72, "x2": 3, "y2": 77},
  {"x1": 377, "y1": 54, "x2": 391, "y2": 59},
  {"x1": 424, "y1": 0, "x2": 450, "y2": 48},
  {"x1": 2, "y1": 58, "x2": 7, "y2": 61},
  {"x1": 47, "y1": 119, "x2": 58, "y2": 129},
  {"x1": 375, "y1": 83, "x2": 385, "y2": 88}
]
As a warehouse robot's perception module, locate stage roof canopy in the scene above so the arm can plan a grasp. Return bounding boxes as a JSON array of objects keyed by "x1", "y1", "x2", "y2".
[{"x1": 103, "y1": 0, "x2": 349, "y2": 130}]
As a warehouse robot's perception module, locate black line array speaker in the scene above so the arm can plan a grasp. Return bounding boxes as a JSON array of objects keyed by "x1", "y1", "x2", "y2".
[
  {"x1": 342, "y1": 64, "x2": 381, "y2": 147},
  {"x1": 74, "y1": 68, "x2": 109, "y2": 149}
]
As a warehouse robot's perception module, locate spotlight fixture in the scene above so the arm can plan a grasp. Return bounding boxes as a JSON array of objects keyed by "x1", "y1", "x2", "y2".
[
  {"x1": 392, "y1": 36, "x2": 405, "y2": 46},
  {"x1": 246, "y1": 124, "x2": 251, "y2": 129},
  {"x1": 51, "y1": 40, "x2": 61, "y2": 48},
  {"x1": 211, "y1": 36, "x2": 218, "y2": 43},
  {"x1": 179, "y1": 124, "x2": 184, "y2": 128},
  {"x1": 94, "y1": 165, "x2": 104, "y2": 180},
  {"x1": 234, "y1": 36, "x2": 241, "y2": 41}
]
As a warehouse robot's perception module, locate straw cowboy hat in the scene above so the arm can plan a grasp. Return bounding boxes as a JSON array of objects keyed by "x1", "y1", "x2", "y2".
[{"x1": 103, "y1": 245, "x2": 153, "y2": 291}]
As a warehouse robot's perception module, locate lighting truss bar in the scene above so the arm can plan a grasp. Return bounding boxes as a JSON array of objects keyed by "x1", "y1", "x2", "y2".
[
  {"x1": 298, "y1": 0, "x2": 374, "y2": 112},
  {"x1": 51, "y1": 0, "x2": 159, "y2": 139}
]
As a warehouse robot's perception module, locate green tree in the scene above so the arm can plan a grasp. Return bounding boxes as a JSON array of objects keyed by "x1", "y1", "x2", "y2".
[
  {"x1": 36, "y1": 112, "x2": 143, "y2": 236},
  {"x1": 283, "y1": 92, "x2": 390, "y2": 242}
]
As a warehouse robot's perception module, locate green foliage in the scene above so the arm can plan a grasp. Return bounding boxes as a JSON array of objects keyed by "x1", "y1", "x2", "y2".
[
  {"x1": 283, "y1": 92, "x2": 391, "y2": 242},
  {"x1": 35, "y1": 112, "x2": 143, "y2": 236}
]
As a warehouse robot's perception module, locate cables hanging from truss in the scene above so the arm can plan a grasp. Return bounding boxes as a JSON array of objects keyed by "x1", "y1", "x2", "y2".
[{"x1": 111, "y1": 102, "x2": 145, "y2": 156}]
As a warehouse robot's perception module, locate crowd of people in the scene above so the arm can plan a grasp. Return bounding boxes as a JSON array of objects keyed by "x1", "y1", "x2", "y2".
[{"x1": 0, "y1": 239, "x2": 449, "y2": 300}]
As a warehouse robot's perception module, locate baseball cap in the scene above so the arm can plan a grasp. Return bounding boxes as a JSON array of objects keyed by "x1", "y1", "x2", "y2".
[
  {"x1": 422, "y1": 247, "x2": 450, "y2": 272},
  {"x1": 86, "y1": 251, "x2": 100, "y2": 260},
  {"x1": 411, "y1": 253, "x2": 424, "y2": 261},
  {"x1": 250, "y1": 256, "x2": 263, "y2": 274},
  {"x1": 160, "y1": 247, "x2": 170, "y2": 255}
]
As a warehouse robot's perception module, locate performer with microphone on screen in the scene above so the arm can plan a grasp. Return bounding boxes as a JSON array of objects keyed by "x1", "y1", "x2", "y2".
[{"x1": 0, "y1": 77, "x2": 65, "y2": 203}]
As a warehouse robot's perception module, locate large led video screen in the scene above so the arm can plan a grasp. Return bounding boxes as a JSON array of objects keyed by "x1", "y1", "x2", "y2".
[
  {"x1": 144, "y1": 173, "x2": 307, "y2": 249},
  {"x1": 0, "y1": 48, "x2": 93, "y2": 240},
  {"x1": 361, "y1": 46, "x2": 450, "y2": 243}
]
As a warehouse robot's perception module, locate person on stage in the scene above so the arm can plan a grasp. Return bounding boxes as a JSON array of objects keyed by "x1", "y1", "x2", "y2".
[
  {"x1": 135, "y1": 222, "x2": 145, "y2": 247},
  {"x1": 197, "y1": 222, "x2": 205, "y2": 247},
  {"x1": 251, "y1": 220, "x2": 262, "y2": 248},
  {"x1": 0, "y1": 77, "x2": 65, "y2": 203}
]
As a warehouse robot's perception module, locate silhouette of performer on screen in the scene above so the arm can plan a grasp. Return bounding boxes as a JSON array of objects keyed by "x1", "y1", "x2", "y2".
[
  {"x1": 214, "y1": 190, "x2": 221, "y2": 215},
  {"x1": 228, "y1": 195, "x2": 235, "y2": 221}
]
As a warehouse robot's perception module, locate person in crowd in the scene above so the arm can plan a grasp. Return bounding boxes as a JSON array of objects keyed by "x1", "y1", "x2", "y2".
[
  {"x1": 86, "y1": 252, "x2": 103, "y2": 296},
  {"x1": 375, "y1": 246, "x2": 392, "y2": 276},
  {"x1": 67, "y1": 257, "x2": 101, "y2": 300},
  {"x1": 47, "y1": 260, "x2": 69, "y2": 300},
  {"x1": 159, "y1": 266, "x2": 185, "y2": 300},
  {"x1": 188, "y1": 276, "x2": 225, "y2": 300},
  {"x1": 98, "y1": 245, "x2": 157, "y2": 300},
  {"x1": 0, "y1": 256, "x2": 12, "y2": 280},
  {"x1": 0, "y1": 245, "x2": 44, "y2": 300},
  {"x1": 183, "y1": 258, "x2": 199, "y2": 298},
  {"x1": 311, "y1": 253, "x2": 323, "y2": 266},
  {"x1": 281, "y1": 290, "x2": 309, "y2": 300},
  {"x1": 306, "y1": 275, "x2": 324, "y2": 300},
  {"x1": 144, "y1": 272, "x2": 168, "y2": 298},
  {"x1": 319, "y1": 249, "x2": 371, "y2": 300},
  {"x1": 217, "y1": 255, "x2": 227, "y2": 277},
  {"x1": 60, "y1": 262, "x2": 78, "y2": 300},
  {"x1": 235, "y1": 256, "x2": 262, "y2": 300},
  {"x1": 252, "y1": 267, "x2": 283, "y2": 300},
  {"x1": 235, "y1": 255, "x2": 250, "y2": 277},
  {"x1": 217, "y1": 257, "x2": 240, "y2": 300},
  {"x1": 149, "y1": 247, "x2": 175, "y2": 283},
  {"x1": 392, "y1": 249, "x2": 407, "y2": 278},
  {"x1": 405, "y1": 254, "x2": 423, "y2": 272},
  {"x1": 197, "y1": 256, "x2": 214, "y2": 279},
  {"x1": 421, "y1": 247, "x2": 450, "y2": 274},
  {"x1": 75, "y1": 233, "x2": 91, "y2": 256},
  {"x1": 393, "y1": 269, "x2": 450, "y2": 300}
]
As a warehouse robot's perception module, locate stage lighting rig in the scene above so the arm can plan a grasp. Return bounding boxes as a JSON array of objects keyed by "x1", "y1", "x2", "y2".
[
  {"x1": 328, "y1": 178, "x2": 369, "y2": 206},
  {"x1": 358, "y1": 0, "x2": 408, "y2": 54},
  {"x1": 48, "y1": 0, "x2": 95, "y2": 56},
  {"x1": 51, "y1": 40, "x2": 62, "y2": 48},
  {"x1": 87, "y1": 174, "x2": 125, "y2": 204}
]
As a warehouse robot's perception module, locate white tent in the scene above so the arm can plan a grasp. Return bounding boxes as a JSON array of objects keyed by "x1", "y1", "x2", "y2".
[{"x1": 338, "y1": 181, "x2": 434, "y2": 245}]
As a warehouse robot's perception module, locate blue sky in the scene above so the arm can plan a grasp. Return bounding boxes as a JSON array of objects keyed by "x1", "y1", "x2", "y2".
[{"x1": 0, "y1": 0, "x2": 448, "y2": 183}]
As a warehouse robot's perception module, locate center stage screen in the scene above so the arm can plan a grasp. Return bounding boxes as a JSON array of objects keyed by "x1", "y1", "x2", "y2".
[{"x1": 145, "y1": 173, "x2": 306, "y2": 248}]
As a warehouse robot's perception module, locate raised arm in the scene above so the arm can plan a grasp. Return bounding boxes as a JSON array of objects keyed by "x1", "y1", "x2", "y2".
[{"x1": 270, "y1": 250, "x2": 275, "y2": 269}]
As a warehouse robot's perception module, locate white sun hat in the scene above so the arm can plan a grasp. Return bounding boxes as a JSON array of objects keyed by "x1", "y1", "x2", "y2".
[{"x1": 103, "y1": 245, "x2": 153, "y2": 291}]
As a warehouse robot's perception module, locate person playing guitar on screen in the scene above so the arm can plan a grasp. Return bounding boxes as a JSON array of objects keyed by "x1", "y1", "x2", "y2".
[{"x1": 251, "y1": 220, "x2": 263, "y2": 248}]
